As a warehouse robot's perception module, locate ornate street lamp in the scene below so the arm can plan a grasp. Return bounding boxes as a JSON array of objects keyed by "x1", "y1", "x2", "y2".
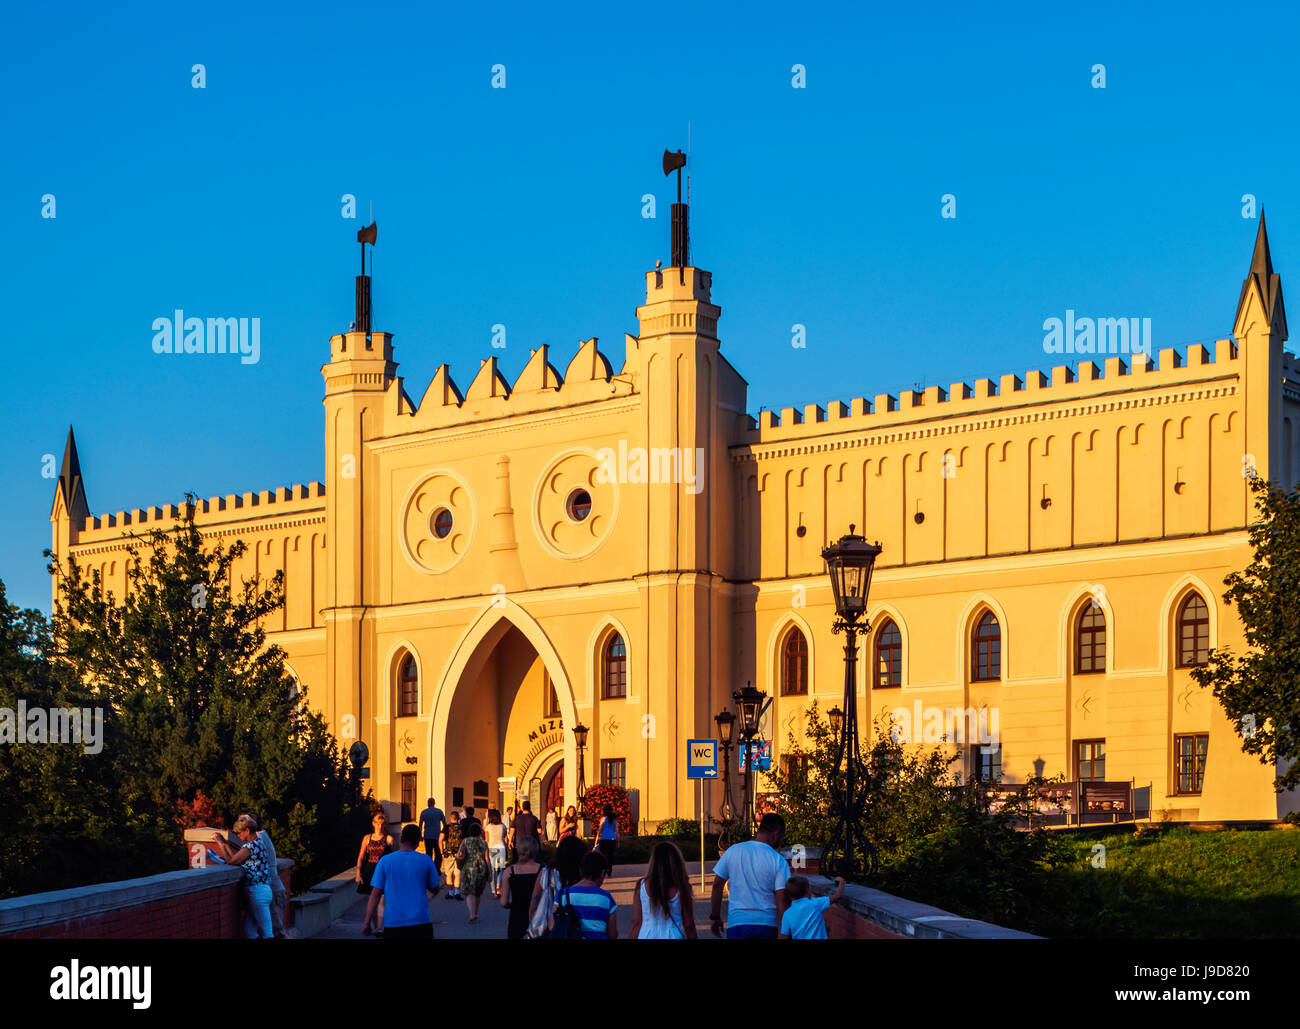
[
  {"x1": 572, "y1": 722, "x2": 589, "y2": 812},
  {"x1": 732, "y1": 681, "x2": 771, "y2": 839},
  {"x1": 821, "y1": 524, "x2": 883, "y2": 880},
  {"x1": 714, "y1": 709, "x2": 736, "y2": 824}
]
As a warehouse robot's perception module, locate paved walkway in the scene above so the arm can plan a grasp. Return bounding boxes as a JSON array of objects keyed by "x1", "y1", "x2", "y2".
[{"x1": 319, "y1": 862, "x2": 724, "y2": 940}]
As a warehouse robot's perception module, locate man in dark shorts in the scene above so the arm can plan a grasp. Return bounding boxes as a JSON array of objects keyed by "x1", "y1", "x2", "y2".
[
  {"x1": 417, "y1": 797, "x2": 446, "y2": 865},
  {"x1": 365, "y1": 824, "x2": 441, "y2": 939}
]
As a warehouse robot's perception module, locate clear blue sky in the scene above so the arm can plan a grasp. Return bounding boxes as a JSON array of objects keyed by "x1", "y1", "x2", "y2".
[{"x1": 3, "y1": 1, "x2": 1296, "y2": 612}]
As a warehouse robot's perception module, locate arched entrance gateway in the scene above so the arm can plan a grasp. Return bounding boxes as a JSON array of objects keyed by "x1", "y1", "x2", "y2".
[{"x1": 428, "y1": 601, "x2": 578, "y2": 818}]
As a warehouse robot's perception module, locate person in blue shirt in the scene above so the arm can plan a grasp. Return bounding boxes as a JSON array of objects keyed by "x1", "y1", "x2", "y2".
[
  {"x1": 778, "y1": 875, "x2": 845, "y2": 939},
  {"x1": 595, "y1": 804, "x2": 619, "y2": 866},
  {"x1": 364, "y1": 823, "x2": 441, "y2": 939},
  {"x1": 563, "y1": 851, "x2": 619, "y2": 939},
  {"x1": 710, "y1": 813, "x2": 789, "y2": 939}
]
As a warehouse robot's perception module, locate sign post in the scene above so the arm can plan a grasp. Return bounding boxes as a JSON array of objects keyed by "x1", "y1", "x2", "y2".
[{"x1": 686, "y1": 739, "x2": 719, "y2": 895}]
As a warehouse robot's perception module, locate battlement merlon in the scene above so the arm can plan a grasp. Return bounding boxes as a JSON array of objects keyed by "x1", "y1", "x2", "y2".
[
  {"x1": 636, "y1": 267, "x2": 720, "y2": 343},
  {"x1": 323, "y1": 331, "x2": 397, "y2": 396}
]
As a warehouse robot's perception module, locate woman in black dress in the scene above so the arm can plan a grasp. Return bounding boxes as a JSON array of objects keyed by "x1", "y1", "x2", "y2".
[
  {"x1": 355, "y1": 811, "x2": 396, "y2": 936},
  {"x1": 499, "y1": 835, "x2": 543, "y2": 940}
]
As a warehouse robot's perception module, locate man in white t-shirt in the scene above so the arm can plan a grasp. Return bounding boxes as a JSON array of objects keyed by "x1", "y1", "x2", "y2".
[{"x1": 709, "y1": 813, "x2": 789, "y2": 939}]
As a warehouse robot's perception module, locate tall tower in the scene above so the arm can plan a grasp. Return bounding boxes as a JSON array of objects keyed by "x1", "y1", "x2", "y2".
[
  {"x1": 49, "y1": 426, "x2": 90, "y2": 606},
  {"x1": 1233, "y1": 213, "x2": 1288, "y2": 483},
  {"x1": 321, "y1": 225, "x2": 395, "y2": 737},
  {"x1": 627, "y1": 150, "x2": 747, "y2": 821}
]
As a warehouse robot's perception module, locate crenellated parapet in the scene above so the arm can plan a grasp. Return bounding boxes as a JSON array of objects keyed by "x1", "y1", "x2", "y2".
[
  {"x1": 736, "y1": 343, "x2": 1239, "y2": 456},
  {"x1": 73, "y1": 482, "x2": 326, "y2": 543}
]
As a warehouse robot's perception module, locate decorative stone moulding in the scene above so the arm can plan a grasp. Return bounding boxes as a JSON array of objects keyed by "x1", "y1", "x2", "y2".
[
  {"x1": 532, "y1": 448, "x2": 619, "y2": 560},
  {"x1": 398, "y1": 469, "x2": 475, "y2": 574}
]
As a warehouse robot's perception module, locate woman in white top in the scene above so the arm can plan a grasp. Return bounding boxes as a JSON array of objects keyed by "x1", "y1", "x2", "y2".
[
  {"x1": 630, "y1": 840, "x2": 697, "y2": 939},
  {"x1": 485, "y1": 809, "x2": 509, "y2": 897}
]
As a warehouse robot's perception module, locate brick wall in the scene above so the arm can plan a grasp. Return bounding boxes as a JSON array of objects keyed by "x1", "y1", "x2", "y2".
[
  {"x1": 0, "y1": 862, "x2": 292, "y2": 940},
  {"x1": 825, "y1": 901, "x2": 903, "y2": 939}
]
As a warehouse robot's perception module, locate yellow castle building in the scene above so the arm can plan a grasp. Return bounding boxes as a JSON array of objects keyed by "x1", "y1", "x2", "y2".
[{"x1": 49, "y1": 207, "x2": 1300, "y2": 828}]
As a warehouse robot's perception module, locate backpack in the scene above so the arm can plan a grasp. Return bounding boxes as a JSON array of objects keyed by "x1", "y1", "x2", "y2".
[{"x1": 546, "y1": 885, "x2": 583, "y2": 940}]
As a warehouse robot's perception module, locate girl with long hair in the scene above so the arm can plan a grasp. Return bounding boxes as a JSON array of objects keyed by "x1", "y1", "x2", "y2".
[
  {"x1": 558, "y1": 805, "x2": 578, "y2": 840},
  {"x1": 630, "y1": 840, "x2": 697, "y2": 939}
]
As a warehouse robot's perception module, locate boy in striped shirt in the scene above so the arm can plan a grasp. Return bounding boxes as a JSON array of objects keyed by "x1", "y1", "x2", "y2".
[{"x1": 564, "y1": 851, "x2": 619, "y2": 939}]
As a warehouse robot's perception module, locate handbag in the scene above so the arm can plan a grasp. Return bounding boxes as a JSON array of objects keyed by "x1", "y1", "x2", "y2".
[
  {"x1": 546, "y1": 885, "x2": 583, "y2": 940},
  {"x1": 526, "y1": 868, "x2": 556, "y2": 939}
]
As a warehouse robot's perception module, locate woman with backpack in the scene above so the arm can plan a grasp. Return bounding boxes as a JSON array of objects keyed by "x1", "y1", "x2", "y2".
[
  {"x1": 527, "y1": 834, "x2": 587, "y2": 938},
  {"x1": 629, "y1": 840, "x2": 697, "y2": 939}
]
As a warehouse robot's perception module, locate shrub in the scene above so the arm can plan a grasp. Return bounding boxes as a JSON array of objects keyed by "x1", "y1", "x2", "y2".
[{"x1": 655, "y1": 818, "x2": 700, "y2": 838}]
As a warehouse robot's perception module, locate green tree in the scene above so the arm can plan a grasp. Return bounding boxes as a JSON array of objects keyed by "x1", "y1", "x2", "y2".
[
  {"x1": 765, "y1": 704, "x2": 1071, "y2": 927},
  {"x1": 44, "y1": 497, "x2": 370, "y2": 890},
  {"x1": 0, "y1": 579, "x2": 171, "y2": 897},
  {"x1": 1192, "y1": 477, "x2": 1300, "y2": 794}
]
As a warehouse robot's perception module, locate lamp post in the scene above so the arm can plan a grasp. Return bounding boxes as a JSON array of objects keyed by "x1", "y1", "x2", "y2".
[
  {"x1": 732, "y1": 681, "x2": 771, "y2": 839},
  {"x1": 714, "y1": 709, "x2": 736, "y2": 825},
  {"x1": 572, "y1": 722, "x2": 589, "y2": 823},
  {"x1": 821, "y1": 524, "x2": 882, "y2": 880}
]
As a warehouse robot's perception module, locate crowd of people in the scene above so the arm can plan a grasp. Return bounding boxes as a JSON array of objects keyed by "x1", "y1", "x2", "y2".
[
  {"x1": 210, "y1": 801, "x2": 843, "y2": 940},
  {"x1": 348, "y1": 805, "x2": 843, "y2": 940}
]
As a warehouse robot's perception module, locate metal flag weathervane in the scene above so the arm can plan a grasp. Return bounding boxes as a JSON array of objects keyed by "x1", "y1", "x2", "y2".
[
  {"x1": 355, "y1": 221, "x2": 377, "y2": 334},
  {"x1": 662, "y1": 148, "x2": 688, "y2": 274}
]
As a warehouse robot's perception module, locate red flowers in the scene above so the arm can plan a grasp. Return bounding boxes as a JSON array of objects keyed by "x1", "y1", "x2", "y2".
[{"x1": 581, "y1": 784, "x2": 633, "y2": 834}]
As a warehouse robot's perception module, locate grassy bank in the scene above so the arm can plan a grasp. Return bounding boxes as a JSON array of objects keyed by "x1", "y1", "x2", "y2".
[{"x1": 883, "y1": 826, "x2": 1300, "y2": 938}]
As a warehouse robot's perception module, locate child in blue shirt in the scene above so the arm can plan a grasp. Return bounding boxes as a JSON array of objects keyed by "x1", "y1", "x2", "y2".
[{"x1": 779, "y1": 875, "x2": 845, "y2": 939}]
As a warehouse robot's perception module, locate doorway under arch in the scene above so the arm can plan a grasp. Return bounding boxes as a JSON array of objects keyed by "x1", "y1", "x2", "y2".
[{"x1": 428, "y1": 602, "x2": 578, "y2": 816}]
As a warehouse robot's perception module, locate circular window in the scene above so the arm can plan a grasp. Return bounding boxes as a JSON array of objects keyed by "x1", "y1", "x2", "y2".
[
  {"x1": 566, "y1": 488, "x2": 592, "y2": 522},
  {"x1": 431, "y1": 508, "x2": 453, "y2": 539}
]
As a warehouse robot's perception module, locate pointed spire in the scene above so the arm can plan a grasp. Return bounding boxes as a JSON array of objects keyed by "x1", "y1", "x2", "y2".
[
  {"x1": 54, "y1": 425, "x2": 90, "y2": 523},
  {"x1": 1250, "y1": 209, "x2": 1274, "y2": 279},
  {"x1": 1235, "y1": 210, "x2": 1288, "y2": 341},
  {"x1": 59, "y1": 426, "x2": 82, "y2": 491}
]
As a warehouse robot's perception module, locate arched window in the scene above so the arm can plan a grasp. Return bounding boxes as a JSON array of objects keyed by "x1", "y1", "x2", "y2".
[
  {"x1": 781, "y1": 627, "x2": 809, "y2": 696},
  {"x1": 286, "y1": 675, "x2": 302, "y2": 733},
  {"x1": 1075, "y1": 602, "x2": 1106, "y2": 674},
  {"x1": 972, "y1": 611, "x2": 1001, "y2": 682},
  {"x1": 397, "y1": 653, "x2": 419, "y2": 717},
  {"x1": 874, "y1": 620, "x2": 901, "y2": 688},
  {"x1": 1176, "y1": 593, "x2": 1210, "y2": 668},
  {"x1": 601, "y1": 633, "x2": 627, "y2": 699}
]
